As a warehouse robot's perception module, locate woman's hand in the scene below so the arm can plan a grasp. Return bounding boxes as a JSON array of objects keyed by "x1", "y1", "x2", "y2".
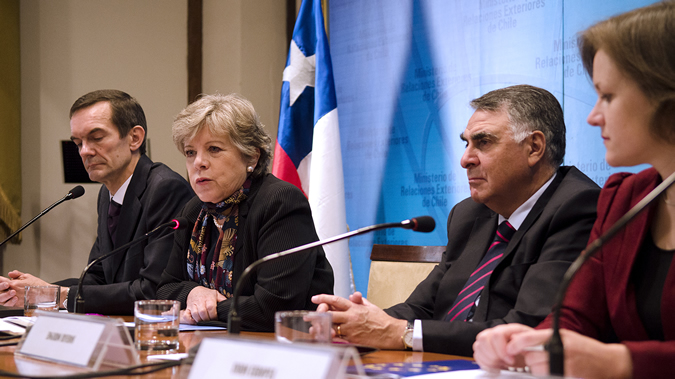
[
  {"x1": 185, "y1": 286, "x2": 227, "y2": 323},
  {"x1": 180, "y1": 309, "x2": 196, "y2": 325},
  {"x1": 506, "y1": 328, "x2": 633, "y2": 379},
  {"x1": 473, "y1": 323, "x2": 534, "y2": 372}
]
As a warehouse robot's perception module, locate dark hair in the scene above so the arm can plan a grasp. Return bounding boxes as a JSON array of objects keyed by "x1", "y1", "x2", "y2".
[
  {"x1": 470, "y1": 84, "x2": 566, "y2": 167},
  {"x1": 172, "y1": 93, "x2": 272, "y2": 178},
  {"x1": 580, "y1": 1, "x2": 675, "y2": 143},
  {"x1": 70, "y1": 89, "x2": 148, "y2": 155}
]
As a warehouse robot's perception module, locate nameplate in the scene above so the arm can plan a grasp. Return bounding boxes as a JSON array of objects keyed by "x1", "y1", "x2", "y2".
[
  {"x1": 15, "y1": 312, "x2": 139, "y2": 370},
  {"x1": 188, "y1": 337, "x2": 363, "y2": 379}
]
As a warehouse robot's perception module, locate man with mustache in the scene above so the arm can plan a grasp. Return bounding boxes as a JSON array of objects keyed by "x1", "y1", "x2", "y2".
[
  {"x1": 0, "y1": 90, "x2": 193, "y2": 314},
  {"x1": 313, "y1": 85, "x2": 600, "y2": 356}
]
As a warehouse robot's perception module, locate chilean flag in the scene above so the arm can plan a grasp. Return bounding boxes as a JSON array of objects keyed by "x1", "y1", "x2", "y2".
[{"x1": 272, "y1": 0, "x2": 353, "y2": 297}]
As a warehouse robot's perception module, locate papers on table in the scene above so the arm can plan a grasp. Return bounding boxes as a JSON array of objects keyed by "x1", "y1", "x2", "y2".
[
  {"x1": 122, "y1": 321, "x2": 226, "y2": 331},
  {"x1": 0, "y1": 316, "x2": 32, "y2": 335},
  {"x1": 408, "y1": 369, "x2": 550, "y2": 378},
  {"x1": 146, "y1": 353, "x2": 189, "y2": 361},
  {"x1": 0, "y1": 316, "x2": 226, "y2": 336},
  {"x1": 350, "y1": 360, "x2": 544, "y2": 378}
]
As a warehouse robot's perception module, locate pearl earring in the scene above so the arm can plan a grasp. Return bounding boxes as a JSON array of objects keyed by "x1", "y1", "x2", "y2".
[{"x1": 247, "y1": 166, "x2": 254, "y2": 173}]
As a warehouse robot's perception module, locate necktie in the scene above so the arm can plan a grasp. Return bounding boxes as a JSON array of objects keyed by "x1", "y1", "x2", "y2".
[
  {"x1": 444, "y1": 221, "x2": 516, "y2": 322},
  {"x1": 107, "y1": 200, "x2": 122, "y2": 244}
]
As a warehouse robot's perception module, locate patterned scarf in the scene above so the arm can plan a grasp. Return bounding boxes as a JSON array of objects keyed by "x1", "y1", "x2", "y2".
[{"x1": 186, "y1": 180, "x2": 250, "y2": 298}]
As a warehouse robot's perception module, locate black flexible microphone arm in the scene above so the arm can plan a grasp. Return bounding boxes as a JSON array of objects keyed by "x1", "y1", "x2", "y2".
[
  {"x1": 0, "y1": 186, "x2": 85, "y2": 248},
  {"x1": 74, "y1": 217, "x2": 188, "y2": 314},
  {"x1": 548, "y1": 171, "x2": 675, "y2": 376},
  {"x1": 227, "y1": 216, "x2": 436, "y2": 334}
]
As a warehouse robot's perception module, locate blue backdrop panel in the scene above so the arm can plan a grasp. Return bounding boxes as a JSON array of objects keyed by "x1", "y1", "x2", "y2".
[{"x1": 330, "y1": 0, "x2": 656, "y2": 295}]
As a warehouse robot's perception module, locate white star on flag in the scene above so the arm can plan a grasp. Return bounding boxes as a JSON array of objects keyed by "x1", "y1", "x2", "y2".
[{"x1": 283, "y1": 40, "x2": 316, "y2": 106}]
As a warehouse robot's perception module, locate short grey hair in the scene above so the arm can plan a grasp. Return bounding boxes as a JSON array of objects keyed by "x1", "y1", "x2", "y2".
[
  {"x1": 470, "y1": 84, "x2": 566, "y2": 167},
  {"x1": 172, "y1": 93, "x2": 272, "y2": 178}
]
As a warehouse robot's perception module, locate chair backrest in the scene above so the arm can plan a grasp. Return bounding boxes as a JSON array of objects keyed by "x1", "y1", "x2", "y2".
[{"x1": 366, "y1": 244, "x2": 445, "y2": 309}]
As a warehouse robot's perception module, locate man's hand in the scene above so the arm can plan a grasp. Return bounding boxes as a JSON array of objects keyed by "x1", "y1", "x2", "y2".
[
  {"x1": 185, "y1": 286, "x2": 226, "y2": 323},
  {"x1": 312, "y1": 291, "x2": 408, "y2": 349},
  {"x1": 0, "y1": 271, "x2": 51, "y2": 308},
  {"x1": 0, "y1": 279, "x2": 18, "y2": 307}
]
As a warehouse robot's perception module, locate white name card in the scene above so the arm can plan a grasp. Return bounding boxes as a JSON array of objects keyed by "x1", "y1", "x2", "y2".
[
  {"x1": 15, "y1": 311, "x2": 139, "y2": 370},
  {"x1": 188, "y1": 337, "x2": 363, "y2": 379}
]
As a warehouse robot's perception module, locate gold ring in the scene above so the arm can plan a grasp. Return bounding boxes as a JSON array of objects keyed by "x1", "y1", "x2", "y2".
[{"x1": 336, "y1": 325, "x2": 343, "y2": 338}]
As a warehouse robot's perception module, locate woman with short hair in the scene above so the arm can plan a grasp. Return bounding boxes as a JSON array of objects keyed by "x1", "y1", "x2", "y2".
[{"x1": 157, "y1": 93, "x2": 334, "y2": 331}]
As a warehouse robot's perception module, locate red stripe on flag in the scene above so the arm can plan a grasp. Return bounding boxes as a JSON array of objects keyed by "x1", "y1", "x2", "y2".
[{"x1": 272, "y1": 142, "x2": 307, "y2": 197}]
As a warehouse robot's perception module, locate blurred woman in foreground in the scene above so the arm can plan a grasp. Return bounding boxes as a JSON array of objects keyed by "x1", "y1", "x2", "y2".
[
  {"x1": 472, "y1": 2, "x2": 675, "y2": 378},
  {"x1": 157, "y1": 93, "x2": 334, "y2": 331}
]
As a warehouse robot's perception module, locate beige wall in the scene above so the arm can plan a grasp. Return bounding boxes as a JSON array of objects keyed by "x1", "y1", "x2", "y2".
[
  {"x1": 4, "y1": 0, "x2": 286, "y2": 281},
  {"x1": 202, "y1": 0, "x2": 286, "y2": 156}
]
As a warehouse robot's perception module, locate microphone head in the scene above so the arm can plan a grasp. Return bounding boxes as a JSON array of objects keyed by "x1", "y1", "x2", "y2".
[
  {"x1": 172, "y1": 217, "x2": 190, "y2": 230},
  {"x1": 68, "y1": 185, "x2": 85, "y2": 200},
  {"x1": 408, "y1": 216, "x2": 435, "y2": 232}
]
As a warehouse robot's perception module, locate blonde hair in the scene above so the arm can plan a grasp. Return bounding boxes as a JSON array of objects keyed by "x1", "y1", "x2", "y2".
[
  {"x1": 580, "y1": 0, "x2": 675, "y2": 142},
  {"x1": 172, "y1": 93, "x2": 272, "y2": 177}
]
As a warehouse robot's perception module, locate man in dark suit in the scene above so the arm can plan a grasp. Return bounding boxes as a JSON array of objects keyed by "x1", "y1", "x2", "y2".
[
  {"x1": 0, "y1": 90, "x2": 193, "y2": 314},
  {"x1": 312, "y1": 85, "x2": 600, "y2": 356}
]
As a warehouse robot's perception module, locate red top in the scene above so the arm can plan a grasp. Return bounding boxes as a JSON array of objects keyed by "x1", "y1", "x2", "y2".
[{"x1": 538, "y1": 168, "x2": 675, "y2": 378}]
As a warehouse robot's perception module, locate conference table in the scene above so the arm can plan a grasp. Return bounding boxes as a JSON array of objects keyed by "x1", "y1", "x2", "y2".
[{"x1": 0, "y1": 315, "x2": 474, "y2": 378}]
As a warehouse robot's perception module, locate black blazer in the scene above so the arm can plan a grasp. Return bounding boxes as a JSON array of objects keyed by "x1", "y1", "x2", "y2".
[
  {"x1": 157, "y1": 174, "x2": 335, "y2": 332},
  {"x1": 64, "y1": 155, "x2": 193, "y2": 314},
  {"x1": 385, "y1": 166, "x2": 600, "y2": 356}
]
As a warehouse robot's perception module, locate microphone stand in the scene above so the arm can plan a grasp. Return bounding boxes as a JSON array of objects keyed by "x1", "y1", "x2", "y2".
[
  {"x1": 74, "y1": 218, "x2": 187, "y2": 314},
  {"x1": 227, "y1": 216, "x2": 435, "y2": 334},
  {"x1": 547, "y1": 171, "x2": 675, "y2": 376},
  {"x1": 0, "y1": 186, "x2": 85, "y2": 248}
]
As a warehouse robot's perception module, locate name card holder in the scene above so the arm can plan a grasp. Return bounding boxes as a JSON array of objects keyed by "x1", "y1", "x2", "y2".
[
  {"x1": 188, "y1": 336, "x2": 365, "y2": 379},
  {"x1": 15, "y1": 311, "x2": 139, "y2": 370}
]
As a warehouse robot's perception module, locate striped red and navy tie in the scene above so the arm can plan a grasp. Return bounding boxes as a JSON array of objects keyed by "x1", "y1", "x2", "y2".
[
  {"x1": 444, "y1": 221, "x2": 516, "y2": 322},
  {"x1": 107, "y1": 200, "x2": 122, "y2": 245}
]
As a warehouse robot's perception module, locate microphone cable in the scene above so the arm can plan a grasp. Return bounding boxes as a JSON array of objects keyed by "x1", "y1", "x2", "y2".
[{"x1": 0, "y1": 359, "x2": 183, "y2": 379}]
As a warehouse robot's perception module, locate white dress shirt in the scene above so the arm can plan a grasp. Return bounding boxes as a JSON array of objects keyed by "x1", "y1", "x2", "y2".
[{"x1": 412, "y1": 173, "x2": 557, "y2": 351}]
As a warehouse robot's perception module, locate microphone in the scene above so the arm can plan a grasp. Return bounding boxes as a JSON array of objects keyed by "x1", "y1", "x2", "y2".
[
  {"x1": 227, "y1": 216, "x2": 436, "y2": 334},
  {"x1": 0, "y1": 186, "x2": 85, "y2": 248},
  {"x1": 73, "y1": 217, "x2": 189, "y2": 314},
  {"x1": 400, "y1": 215, "x2": 435, "y2": 232},
  {"x1": 547, "y1": 171, "x2": 675, "y2": 376}
]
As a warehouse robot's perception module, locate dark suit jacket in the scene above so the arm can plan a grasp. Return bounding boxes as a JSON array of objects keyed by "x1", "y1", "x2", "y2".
[
  {"x1": 539, "y1": 168, "x2": 675, "y2": 378},
  {"x1": 63, "y1": 155, "x2": 193, "y2": 314},
  {"x1": 385, "y1": 166, "x2": 600, "y2": 356},
  {"x1": 157, "y1": 174, "x2": 335, "y2": 332}
]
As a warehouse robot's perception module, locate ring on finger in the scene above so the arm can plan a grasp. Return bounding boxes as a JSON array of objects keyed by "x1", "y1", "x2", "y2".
[{"x1": 336, "y1": 324, "x2": 343, "y2": 338}]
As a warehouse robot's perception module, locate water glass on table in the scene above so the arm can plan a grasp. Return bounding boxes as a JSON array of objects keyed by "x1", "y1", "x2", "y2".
[
  {"x1": 24, "y1": 285, "x2": 60, "y2": 317},
  {"x1": 134, "y1": 300, "x2": 180, "y2": 353},
  {"x1": 275, "y1": 310, "x2": 332, "y2": 344}
]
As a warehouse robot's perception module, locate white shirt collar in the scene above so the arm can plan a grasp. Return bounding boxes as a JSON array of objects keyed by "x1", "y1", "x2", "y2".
[
  {"x1": 498, "y1": 172, "x2": 557, "y2": 230},
  {"x1": 110, "y1": 174, "x2": 133, "y2": 205}
]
